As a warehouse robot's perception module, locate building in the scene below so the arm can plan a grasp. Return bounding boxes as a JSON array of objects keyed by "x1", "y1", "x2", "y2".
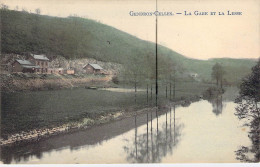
[
  {"x1": 190, "y1": 73, "x2": 198, "y2": 78},
  {"x1": 48, "y1": 68, "x2": 64, "y2": 74},
  {"x1": 83, "y1": 63, "x2": 103, "y2": 74},
  {"x1": 12, "y1": 59, "x2": 40, "y2": 73},
  {"x1": 28, "y1": 54, "x2": 49, "y2": 73},
  {"x1": 47, "y1": 68, "x2": 75, "y2": 74},
  {"x1": 66, "y1": 69, "x2": 75, "y2": 74}
]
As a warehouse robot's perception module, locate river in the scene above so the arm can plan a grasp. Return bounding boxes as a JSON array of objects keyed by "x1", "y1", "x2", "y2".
[{"x1": 1, "y1": 99, "x2": 250, "y2": 164}]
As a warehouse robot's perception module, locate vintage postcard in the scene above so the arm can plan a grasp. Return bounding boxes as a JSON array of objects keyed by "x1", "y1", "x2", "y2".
[{"x1": 0, "y1": 0, "x2": 259, "y2": 165}]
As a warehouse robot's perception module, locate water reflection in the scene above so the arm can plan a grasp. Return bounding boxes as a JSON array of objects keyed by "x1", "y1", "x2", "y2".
[
  {"x1": 123, "y1": 105, "x2": 183, "y2": 163},
  {"x1": 207, "y1": 95, "x2": 223, "y2": 116},
  {"x1": 1, "y1": 112, "x2": 153, "y2": 164},
  {"x1": 1, "y1": 100, "x2": 250, "y2": 164},
  {"x1": 235, "y1": 100, "x2": 260, "y2": 162}
]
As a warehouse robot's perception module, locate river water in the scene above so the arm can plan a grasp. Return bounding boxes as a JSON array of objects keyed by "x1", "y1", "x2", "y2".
[{"x1": 1, "y1": 100, "x2": 250, "y2": 164}]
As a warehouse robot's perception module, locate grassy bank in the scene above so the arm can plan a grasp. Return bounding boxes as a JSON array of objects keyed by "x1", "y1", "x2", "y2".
[{"x1": 1, "y1": 81, "x2": 212, "y2": 138}]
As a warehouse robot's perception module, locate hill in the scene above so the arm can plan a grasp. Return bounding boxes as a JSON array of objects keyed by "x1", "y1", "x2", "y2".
[
  {"x1": 0, "y1": 9, "x2": 257, "y2": 85},
  {"x1": 182, "y1": 58, "x2": 257, "y2": 84}
]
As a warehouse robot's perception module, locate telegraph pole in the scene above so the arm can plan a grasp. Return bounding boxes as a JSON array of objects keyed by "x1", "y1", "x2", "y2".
[
  {"x1": 173, "y1": 70, "x2": 176, "y2": 101},
  {"x1": 155, "y1": 0, "x2": 158, "y2": 107}
]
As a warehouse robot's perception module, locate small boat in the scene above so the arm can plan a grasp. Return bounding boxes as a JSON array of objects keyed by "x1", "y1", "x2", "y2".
[{"x1": 85, "y1": 86, "x2": 98, "y2": 90}]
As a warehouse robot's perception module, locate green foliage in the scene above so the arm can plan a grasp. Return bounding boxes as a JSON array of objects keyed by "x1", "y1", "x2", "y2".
[
  {"x1": 202, "y1": 86, "x2": 224, "y2": 99},
  {"x1": 237, "y1": 59, "x2": 260, "y2": 102},
  {"x1": 235, "y1": 59, "x2": 260, "y2": 163},
  {"x1": 112, "y1": 75, "x2": 119, "y2": 84},
  {"x1": 211, "y1": 63, "x2": 225, "y2": 86},
  {"x1": 1, "y1": 9, "x2": 257, "y2": 84}
]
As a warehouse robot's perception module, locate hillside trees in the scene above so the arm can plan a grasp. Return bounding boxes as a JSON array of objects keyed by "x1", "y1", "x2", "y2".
[
  {"x1": 35, "y1": 8, "x2": 41, "y2": 14},
  {"x1": 159, "y1": 55, "x2": 178, "y2": 100},
  {"x1": 1, "y1": 9, "x2": 257, "y2": 85},
  {"x1": 0, "y1": 3, "x2": 9, "y2": 9},
  {"x1": 211, "y1": 63, "x2": 225, "y2": 88},
  {"x1": 237, "y1": 60, "x2": 260, "y2": 104},
  {"x1": 235, "y1": 59, "x2": 260, "y2": 162},
  {"x1": 122, "y1": 51, "x2": 148, "y2": 104}
]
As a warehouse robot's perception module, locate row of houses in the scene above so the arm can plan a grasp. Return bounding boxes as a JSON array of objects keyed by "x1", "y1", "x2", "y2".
[{"x1": 12, "y1": 54, "x2": 104, "y2": 74}]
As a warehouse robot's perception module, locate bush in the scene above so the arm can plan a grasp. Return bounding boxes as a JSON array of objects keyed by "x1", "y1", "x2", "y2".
[
  {"x1": 112, "y1": 75, "x2": 119, "y2": 84},
  {"x1": 203, "y1": 86, "x2": 224, "y2": 99}
]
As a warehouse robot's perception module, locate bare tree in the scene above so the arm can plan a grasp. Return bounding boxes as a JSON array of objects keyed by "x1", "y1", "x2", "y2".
[
  {"x1": 1, "y1": 3, "x2": 9, "y2": 10},
  {"x1": 22, "y1": 8, "x2": 28, "y2": 13},
  {"x1": 35, "y1": 8, "x2": 41, "y2": 14}
]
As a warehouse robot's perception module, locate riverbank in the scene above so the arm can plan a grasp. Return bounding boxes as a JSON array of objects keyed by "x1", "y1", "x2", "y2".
[
  {"x1": 0, "y1": 94, "x2": 202, "y2": 148},
  {"x1": 0, "y1": 106, "x2": 154, "y2": 147},
  {"x1": 1, "y1": 79, "x2": 214, "y2": 148},
  {"x1": 0, "y1": 73, "x2": 113, "y2": 92}
]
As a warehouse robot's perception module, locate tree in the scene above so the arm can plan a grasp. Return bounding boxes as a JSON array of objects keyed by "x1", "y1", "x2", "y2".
[
  {"x1": 1, "y1": 4, "x2": 9, "y2": 9},
  {"x1": 122, "y1": 52, "x2": 146, "y2": 104},
  {"x1": 235, "y1": 59, "x2": 260, "y2": 162},
  {"x1": 159, "y1": 57, "x2": 178, "y2": 100},
  {"x1": 35, "y1": 8, "x2": 41, "y2": 15},
  {"x1": 22, "y1": 8, "x2": 28, "y2": 13},
  {"x1": 211, "y1": 63, "x2": 225, "y2": 88},
  {"x1": 237, "y1": 59, "x2": 260, "y2": 104}
]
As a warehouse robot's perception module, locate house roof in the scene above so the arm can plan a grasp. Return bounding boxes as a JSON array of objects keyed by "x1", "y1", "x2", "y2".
[
  {"x1": 31, "y1": 54, "x2": 49, "y2": 61},
  {"x1": 84, "y1": 63, "x2": 103, "y2": 70},
  {"x1": 15, "y1": 59, "x2": 40, "y2": 69},
  {"x1": 15, "y1": 59, "x2": 33, "y2": 65}
]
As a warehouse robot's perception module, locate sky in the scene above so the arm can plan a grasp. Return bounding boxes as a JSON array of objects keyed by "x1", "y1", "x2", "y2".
[{"x1": 1, "y1": 0, "x2": 260, "y2": 60}]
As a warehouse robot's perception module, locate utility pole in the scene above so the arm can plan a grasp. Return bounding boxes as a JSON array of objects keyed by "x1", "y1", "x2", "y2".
[
  {"x1": 151, "y1": 84, "x2": 153, "y2": 101},
  {"x1": 173, "y1": 70, "x2": 176, "y2": 101},
  {"x1": 135, "y1": 115, "x2": 137, "y2": 159},
  {"x1": 134, "y1": 77, "x2": 137, "y2": 104},
  {"x1": 155, "y1": 0, "x2": 158, "y2": 107},
  {"x1": 166, "y1": 84, "x2": 167, "y2": 99},
  {"x1": 220, "y1": 75, "x2": 223, "y2": 90},
  {"x1": 170, "y1": 82, "x2": 172, "y2": 101},
  {"x1": 146, "y1": 112, "x2": 149, "y2": 162},
  {"x1": 147, "y1": 84, "x2": 149, "y2": 105}
]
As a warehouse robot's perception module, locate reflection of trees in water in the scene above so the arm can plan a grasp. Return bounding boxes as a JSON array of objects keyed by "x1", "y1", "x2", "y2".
[
  {"x1": 235, "y1": 100, "x2": 260, "y2": 162},
  {"x1": 123, "y1": 106, "x2": 183, "y2": 163},
  {"x1": 2, "y1": 110, "x2": 157, "y2": 164},
  {"x1": 235, "y1": 126, "x2": 260, "y2": 162},
  {"x1": 1, "y1": 143, "x2": 44, "y2": 164},
  {"x1": 207, "y1": 95, "x2": 223, "y2": 116}
]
